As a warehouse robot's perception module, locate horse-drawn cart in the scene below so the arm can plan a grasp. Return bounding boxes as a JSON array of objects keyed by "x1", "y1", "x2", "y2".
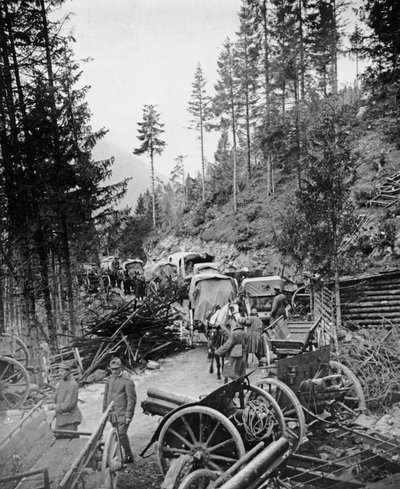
[
  {"x1": 0, "y1": 401, "x2": 121, "y2": 489},
  {"x1": 0, "y1": 334, "x2": 31, "y2": 411}
]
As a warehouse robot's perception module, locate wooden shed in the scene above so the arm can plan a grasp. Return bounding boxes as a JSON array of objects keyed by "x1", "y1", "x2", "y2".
[{"x1": 314, "y1": 269, "x2": 400, "y2": 328}]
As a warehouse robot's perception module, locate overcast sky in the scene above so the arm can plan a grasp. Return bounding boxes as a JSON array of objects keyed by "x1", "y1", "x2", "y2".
[{"x1": 59, "y1": 0, "x2": 361, "y2": 181}]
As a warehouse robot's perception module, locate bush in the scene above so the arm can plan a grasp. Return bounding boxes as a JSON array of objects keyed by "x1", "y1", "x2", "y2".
[{"x1": 353, "y1": 183, "x2": 378, "y2": 207}]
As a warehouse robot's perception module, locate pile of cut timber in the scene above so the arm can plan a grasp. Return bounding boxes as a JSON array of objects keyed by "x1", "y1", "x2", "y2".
[{"x1": 52, "y1": 294, "x2": 188, "y2": 383}]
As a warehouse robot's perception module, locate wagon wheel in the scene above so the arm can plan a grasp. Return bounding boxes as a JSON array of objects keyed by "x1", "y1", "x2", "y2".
[
  {"x1": 291, "y1": 286, "x2": 311, "y2": 316},
  {"x1": 177, "y1": 468, "x2": 219, "y2": 489},
  {"x1": 0, "y1": 334, "x2": 30, "y2": 367},
  {"x1": 230, "y1": 384, "x2": 286, "y2": 447},
  {"x1": 328, "y1": 360, "x2": 366, "y2": 422},
  {"x1": 157, "y1": 405, "x2": 245, "y2": 475},
  {"x1": 0, "y1": 357, "x2": 30, "y2": 410},
  {"x1": 100, "y1": 428, "x2": 122, "y2": 489},
  {"x1": 254, "y1": 378, "x2": 306, "y2": 452}
]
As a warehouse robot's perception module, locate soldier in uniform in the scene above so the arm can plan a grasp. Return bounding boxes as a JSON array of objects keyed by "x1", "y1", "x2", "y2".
[
  {"x1": 103, "y1": 357, "x2": 137, "y2": 464},
  {"x1": 49, "y1": 362, "x2": 82, "y2": 435}
]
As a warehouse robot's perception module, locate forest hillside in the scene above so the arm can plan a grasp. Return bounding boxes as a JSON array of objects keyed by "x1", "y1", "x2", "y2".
[{"x1": 146, "y1": 94, "x2": 400, "y2": 281}]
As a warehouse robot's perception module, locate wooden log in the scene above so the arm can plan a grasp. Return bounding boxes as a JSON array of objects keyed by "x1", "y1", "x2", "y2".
[
  {"x1": 343, "y1": 303, "x2": 400, "y2": 310},
  {"x1": 343, "y1": 311, "x2": 400, "y2": 319},
  {"x1": 347, "y1": 320, "x2": 400, "y2": 326}
]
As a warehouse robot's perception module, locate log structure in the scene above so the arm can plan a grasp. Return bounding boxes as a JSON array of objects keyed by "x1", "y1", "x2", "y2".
[
  {"x1": 367, "y1": 170, "x2": 400, "y2": 208},
  {"x1": 314, "y1": 269, "x2": 400, "y2": 328}
]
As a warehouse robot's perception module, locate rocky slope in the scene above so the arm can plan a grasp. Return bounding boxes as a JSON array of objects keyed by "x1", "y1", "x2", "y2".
[{"x1": 145, "y1": 104, "x2": 400, "y2": 281}]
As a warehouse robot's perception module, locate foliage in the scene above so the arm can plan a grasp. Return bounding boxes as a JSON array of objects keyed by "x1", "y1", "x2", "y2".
[
  {"x1": 277, "y1": 101, "x2": 358, "y2": 276},
  {"x1": 187, "y1": 63, "x2": 212, "y2": 201},
  {"x1": 133, "y1": 105, "x2": 165, "y2": 227}
]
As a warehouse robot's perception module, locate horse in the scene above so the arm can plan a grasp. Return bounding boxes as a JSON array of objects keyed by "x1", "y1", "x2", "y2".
[{"x1": 206, "y1": 302, "x2": 237, "y2": 380}]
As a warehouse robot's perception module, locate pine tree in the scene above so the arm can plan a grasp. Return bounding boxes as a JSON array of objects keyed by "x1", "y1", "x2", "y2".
[
  {"x1": 187, "y1": 64, "x2": 212, "y2": 201},
  {"x1": 365, "y1": 0, "x2": 400, "y2": 78},
  {"x1": 133, "y1": 105, "x2": 166, "y2": 227},
  {"x1": 0, "y1": 0, "x2": 128, "y2": 361},
  {"x1": 170, "y1": 155, "x2": 186, "y2": 208},
  {"x1": 213, "y1": 39, "x2": 242, "y2": 212},
  {"x1": 235, "y1": 4, "x2": 260, "y2": 179},
  {"x1": 278, "y1": 101, "x2": 358, "y2": 340}
]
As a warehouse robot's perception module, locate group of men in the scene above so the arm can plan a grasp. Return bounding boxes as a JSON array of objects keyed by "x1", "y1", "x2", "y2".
[
  {"x1": 109, "y1": 257, "x2": 146, "y2": 298},
  {"x1": 214, "y1": 287, "x2": 288, "y2": 381},
  {"x1": 49, "y1": 286, "x2": 289, "y2": 463},
  {"x1": 50, "y1": 356, "x2": 136, "y2": 464}
]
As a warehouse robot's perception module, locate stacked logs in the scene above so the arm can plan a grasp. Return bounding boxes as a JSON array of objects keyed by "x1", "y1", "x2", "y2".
[
  {"x1": 315, "y1": 270, "x2": 400, "y2": 328},
  {"x1": 339, "y1": 324, "x2": 400, "y2": 410},
  {"x1": 341, "y1": 271, "x2": 400, "y2": 327}
]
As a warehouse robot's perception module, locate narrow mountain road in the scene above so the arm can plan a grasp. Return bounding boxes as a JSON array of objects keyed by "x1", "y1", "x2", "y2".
[{"x1": 116, "y1": 343, "x2": 261, "y2": 488}]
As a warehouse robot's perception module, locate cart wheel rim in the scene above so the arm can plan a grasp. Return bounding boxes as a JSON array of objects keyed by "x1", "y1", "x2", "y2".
[
  {"x1": 0, "y1": 334, "x2": 30, "y2": 367},
  {"x1": 328, "y1": 360, "x2": 366, "y2": 421},
  {"x1": 255, "y1": 377, "x2": 306, "y2": 452},
  {"x1": 0, "y1": 356, "x2": 30, "y2": 410},
  {"x1": 100, "y1": 428, "x2": 121, "y2": 488},
  {"x1": 157, "y1": 405, "x2": 245, "y2": 475}
]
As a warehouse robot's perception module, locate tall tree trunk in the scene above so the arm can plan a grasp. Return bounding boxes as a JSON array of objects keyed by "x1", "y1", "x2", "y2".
[
  {"x1": 36, "y1": 228, "x2": 57, "y2": 350},
  {"x1": 245, "y1": 92, "x2": 252, "y2": 180},
  {"x1": 40, "y1": 0, "x2": 76, "y2": 335},
  {"x1": 262, "y1": 0, "x2": 271, "y2": 125},
  {"x1": 150, "y1": 150, "x2": 156, "y2": 227},
  {"x1": 227, "y1": 43, "x2": 238, "y2": 213},
  {"x1": 294, "y1": 74, "x2": 302, "y2": 188},
  {"x1": 331, "y1": 0, "x2": 338, "y2": 96},
  {"x1": 298, "y1": 0, "x2": 305, "y2": 102},
  {"x1": 200, "y1": 112, "x2": 205, "y2": 202},
  {"x1": 61, "y1": 214, "x2": 75, "y2": 336}
]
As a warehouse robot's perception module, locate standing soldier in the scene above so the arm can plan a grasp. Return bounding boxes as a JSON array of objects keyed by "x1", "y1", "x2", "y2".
[
  {"x1": 215, "y1": 315, "x2": 247, "y2": 383},
  {"x1": 49, "y1": 362, "x2": 82, "y2": 436},
  {"x1": 237, "y1": 308, "x2": 266, "y2": 366},
  {"x1": 103, "y1": 357, "x2": 137, "y2": 464},
  {"x1": 270, "y1": 287, "x2": 290, "y2": 339}
]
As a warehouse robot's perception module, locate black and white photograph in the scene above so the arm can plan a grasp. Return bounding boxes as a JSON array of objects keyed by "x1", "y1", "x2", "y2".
[{"x1": 0, "y1": 0, "x2": 400, "y2": 488}]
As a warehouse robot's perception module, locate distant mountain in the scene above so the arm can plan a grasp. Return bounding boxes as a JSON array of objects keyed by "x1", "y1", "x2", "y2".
[{"x1": 92, "y1": 139, "x2": 166, "y2": 210}]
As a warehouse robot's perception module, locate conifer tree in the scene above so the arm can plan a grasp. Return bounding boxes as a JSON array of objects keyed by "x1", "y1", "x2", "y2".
[
  {"x1": 278, "y1": 102, "x2": 357, "y2": 342},
  {"x1": 170, "y1": 155, "x2": 186, "y2": 208},
  {"x1": 365, "y1": 0, "x2": 400, "y2": 78},
  {"x1": 235, "y1": 4, "x2": 260, "y2": 179},
  {"x1": 213, "y1": 39, "x2": 242, "y2": 212},
  {"x1": 0, "y1": 0, "x2": 128, "y2": 361},
  {"x1": 187, "y1": 64, "x2": 212, "y2": 201},
  {"x1": 133, "y1": 105, "x2": 166, "y2": 227}
]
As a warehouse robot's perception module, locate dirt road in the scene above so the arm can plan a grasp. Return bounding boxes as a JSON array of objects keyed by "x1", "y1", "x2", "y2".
[
  {"x1": 75, "y1": 343, "x2": 261, "y2": 488},
  {"x1": 75, "y1": 344, "x2": 400, "y2": 488},
  {"x1": 122, "y1": 345, "x2": 260, "y2": 488}
]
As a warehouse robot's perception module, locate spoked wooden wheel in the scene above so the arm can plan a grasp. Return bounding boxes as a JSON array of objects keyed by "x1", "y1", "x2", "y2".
[
  {"x1": 232, "y1": 384, "x2": 286, "y2": 447},
  {"x1": 157, "y1": 406, "x2": 245, "y2": 475},
  {"x1": 0, "y1": 357, "x2": 30, "y2": 410},
  {"x1": 0, "y1": 334, "x2": 30, "y2": 367},
  {"x1": 100, "y1": 428, "x2": 122, "y2": 489},
  {"x1": 254, "y1": 378, "x2": 306, "y2": 452},
  {"x1": 328, "y1": 361, "x2": 366, "y2": 422},
  {"x1": 177, "y1": 468, "x2": 219, "y2": 489}
]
